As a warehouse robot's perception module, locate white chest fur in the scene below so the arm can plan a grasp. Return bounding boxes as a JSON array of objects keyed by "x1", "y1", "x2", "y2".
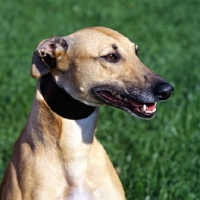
[{"x1": 59, "y1": 109, "x2": 98, "y2": 199}]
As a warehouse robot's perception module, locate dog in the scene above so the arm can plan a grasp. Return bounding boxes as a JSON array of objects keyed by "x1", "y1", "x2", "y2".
[{"x1": 0, "y1": 27, "x2": 173, "y2": 200}]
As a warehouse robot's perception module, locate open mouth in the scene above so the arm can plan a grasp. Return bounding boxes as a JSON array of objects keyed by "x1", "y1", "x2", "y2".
[{"x1": 93, "y1": 88, "x2": 157, "y2": 119}]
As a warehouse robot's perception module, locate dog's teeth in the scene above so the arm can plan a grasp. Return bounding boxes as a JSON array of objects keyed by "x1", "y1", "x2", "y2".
[
  {"x1": 145, "y1": 108, "x2": 156, "y2": 114},
  {"x1": 141, "y1": 104, "x2": 147, "y2": 112},
  {"x1": 111, "y1": 92, "x2": 116, "y2": 96},
  {"x1": 110, "y1": 92, "x2": 124, "y2": 100},
  {"x1": 116, "y1": 94, "x2": 122, "y2": 99},
  {"x1": 79, "y1": 87, "x2": 85, "y2": 92}
]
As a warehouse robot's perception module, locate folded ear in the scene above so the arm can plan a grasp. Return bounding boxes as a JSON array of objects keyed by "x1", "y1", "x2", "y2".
[
  {"x1": 31, "y1": 49, "x2": 50, "y2": 78},
  {"x1": 31, "y1": 37, "x2": 68, "y2": 78}
]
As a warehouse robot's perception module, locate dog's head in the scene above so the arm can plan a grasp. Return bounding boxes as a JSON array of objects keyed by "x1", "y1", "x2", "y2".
[{"x1": 31, "y1": 27, "x2": 173, "y2": 119}]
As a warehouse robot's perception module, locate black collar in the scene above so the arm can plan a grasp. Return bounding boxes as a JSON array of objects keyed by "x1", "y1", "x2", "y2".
[{"x1": 40, "y1": 73, "x2": 96, "y2": 120}]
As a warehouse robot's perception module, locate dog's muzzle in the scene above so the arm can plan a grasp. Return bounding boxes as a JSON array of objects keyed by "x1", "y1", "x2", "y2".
[{"x1": 93, "y1": 81, "x2": 174, "y2": 119}]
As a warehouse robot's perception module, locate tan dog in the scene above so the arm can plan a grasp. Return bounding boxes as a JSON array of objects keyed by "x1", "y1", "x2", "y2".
[{"x1": 0, "y1": 27, "x2": 173, "y2": 200}]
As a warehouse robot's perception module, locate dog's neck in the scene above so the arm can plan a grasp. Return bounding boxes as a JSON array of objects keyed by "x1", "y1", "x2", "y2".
[
  {"x1": 58, "y1": 109, "x2": 99, "y2": 187},
  {"x1": 25, "y1": 82, "x2": 99, "y2": 188},
  {"x1": 40, "y1": 73, "x2": 96, "y2": 120},
  {"x1": 39, "y1": 74, "x2": 98, "y2": 185}
]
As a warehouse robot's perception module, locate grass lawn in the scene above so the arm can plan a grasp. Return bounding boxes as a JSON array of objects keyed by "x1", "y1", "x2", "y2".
[{"x1": 0, "y1": 0, "x2": 200, "y2": 199}]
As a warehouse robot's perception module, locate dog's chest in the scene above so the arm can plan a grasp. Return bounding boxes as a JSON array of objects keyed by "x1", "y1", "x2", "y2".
[
  {"x1": 56, "y1": 112, "x2": 98, "y2": 200},
  {"x1": 67, "y1": 187, "x2": 93, "y2": 200}
]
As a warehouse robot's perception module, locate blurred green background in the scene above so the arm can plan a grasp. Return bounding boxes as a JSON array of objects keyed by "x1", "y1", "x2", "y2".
[{"x1": 0, "y1": 0, "x2": 200, "y2": 199}]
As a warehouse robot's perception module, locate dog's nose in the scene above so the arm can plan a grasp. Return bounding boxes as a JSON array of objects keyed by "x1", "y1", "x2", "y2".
[{"x1": 154, "y1": 82, "x2": 174, "y2": 100}]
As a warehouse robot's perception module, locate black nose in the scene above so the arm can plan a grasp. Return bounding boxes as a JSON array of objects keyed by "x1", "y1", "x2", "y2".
[{"x1": 154, "y1": 82, "x2": 174, "y2": 100}]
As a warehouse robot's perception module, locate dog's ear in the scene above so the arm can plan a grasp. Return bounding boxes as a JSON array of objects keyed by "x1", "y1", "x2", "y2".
[
  {"x1": 31, "y1": 37, "x2": 68, "y2": 78},
  {"x1": 31, "y1": 49, "x2": 50, "y2": 78}
]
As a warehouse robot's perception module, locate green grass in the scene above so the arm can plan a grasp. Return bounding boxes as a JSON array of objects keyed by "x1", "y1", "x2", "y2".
[{"x1": 0, "y1": 0, "x2": 200, "y2": 199}]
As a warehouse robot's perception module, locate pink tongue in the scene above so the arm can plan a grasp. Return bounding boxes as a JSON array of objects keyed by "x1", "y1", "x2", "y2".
[
  {"x1": 146, "y1": 103, "x2": 156, "y2": 111},
  {"x1": 129, "y1": 100, "x2": 156, "y2": 111}
]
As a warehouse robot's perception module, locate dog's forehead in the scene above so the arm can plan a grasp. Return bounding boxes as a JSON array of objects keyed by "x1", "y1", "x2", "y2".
[{"x1": 66, "y1": 27, "x2": 135, "y2": 52}]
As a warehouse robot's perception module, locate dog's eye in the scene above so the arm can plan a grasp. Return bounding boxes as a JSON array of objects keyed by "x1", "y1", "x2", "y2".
[{"x1": 103, "y1": 54, "x2": 119, "y2": 63}]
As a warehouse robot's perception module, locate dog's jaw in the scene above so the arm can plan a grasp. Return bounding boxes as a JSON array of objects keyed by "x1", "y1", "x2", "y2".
[{"x1": 93, "y1": 87, "x2": 157, "y2": 119}]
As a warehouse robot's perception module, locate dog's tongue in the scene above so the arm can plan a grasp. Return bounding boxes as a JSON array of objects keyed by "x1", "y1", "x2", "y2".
[
  {"x1": 146, "y1": 103, "x2": 156, "y2": 111},
  {"x1": 129, "y1": 99, "x2": 156, "y2": 111}
]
